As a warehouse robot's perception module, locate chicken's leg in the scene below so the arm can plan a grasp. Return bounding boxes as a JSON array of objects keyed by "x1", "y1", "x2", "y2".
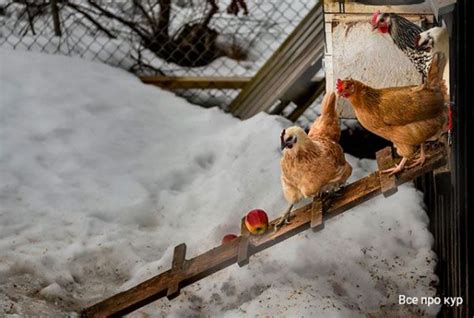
[
  {"x1": 273, "y1": 204, "x2": 294, "y2": 232},
  {"x1": 407, "y1": 144, "x2": 428, "y2": 168},
  {"x1": 381, "y1": 157, "x2": 408, "y2": 176}
]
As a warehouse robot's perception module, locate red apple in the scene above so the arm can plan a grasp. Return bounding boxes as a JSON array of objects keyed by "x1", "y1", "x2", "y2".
[
  {"x1": 245, "y1": 209, "x2": 269, "y2": 235},
  {"x1": 222, "y1": 234, "x2": 238, "y2": 244}
]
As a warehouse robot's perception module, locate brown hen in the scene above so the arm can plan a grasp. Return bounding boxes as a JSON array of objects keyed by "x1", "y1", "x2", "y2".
[
  {"x1": 336, "y1": 52, "x2": 448, "y2": 175},
  {"x1": 275, "y1": 92, "x2": 352, "y2": 230}
]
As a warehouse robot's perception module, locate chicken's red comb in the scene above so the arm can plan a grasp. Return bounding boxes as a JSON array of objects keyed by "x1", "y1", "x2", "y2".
[
  {"x1": 370, "y1": 11, "x2": 381, "y2": 25},
  {"x1": 335, "y1": 79, "x2": 344, "y2": 91}
]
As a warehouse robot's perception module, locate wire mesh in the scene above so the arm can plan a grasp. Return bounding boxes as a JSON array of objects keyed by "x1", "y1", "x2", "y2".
[{"x1": 0, "y1": 0, "x2": 318, "y2": 111}]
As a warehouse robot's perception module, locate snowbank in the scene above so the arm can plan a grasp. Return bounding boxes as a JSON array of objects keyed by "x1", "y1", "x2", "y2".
[{"x1": 0, "y1": 49, "x2": 438, "y2": 317}]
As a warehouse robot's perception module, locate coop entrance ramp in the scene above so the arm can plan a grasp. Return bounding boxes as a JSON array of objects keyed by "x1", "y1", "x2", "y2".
[
  {"x1": 228, "y1": 2, "x2": 325, "y2": 119},
  {"x1": 82, "y1": 145, "x2": 446, "y2": 317}
]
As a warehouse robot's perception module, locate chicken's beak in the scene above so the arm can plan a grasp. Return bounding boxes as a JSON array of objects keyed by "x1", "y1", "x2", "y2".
[
  {"x1": 281, "y1": 140, "x2": 289, "y2": 150},
  {"x1": 371, "y1": 24, "x2": 378, "y2": 31}
]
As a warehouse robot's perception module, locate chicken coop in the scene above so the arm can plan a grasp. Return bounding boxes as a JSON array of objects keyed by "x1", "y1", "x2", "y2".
[
  {"x1": 0, "y1": 0, "x2": 472, "y2": 317},
  {"x1": 324, "y1": 2, "x2": 472, "y2": 318}
]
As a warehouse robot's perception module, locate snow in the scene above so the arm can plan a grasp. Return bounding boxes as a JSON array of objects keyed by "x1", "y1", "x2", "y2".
[
  {"x1": 0, "y1": 1, "x2": 316, "y2": 108},
  {"x1": 0, "y1": 49, "x2": 439, "y2": 317}
]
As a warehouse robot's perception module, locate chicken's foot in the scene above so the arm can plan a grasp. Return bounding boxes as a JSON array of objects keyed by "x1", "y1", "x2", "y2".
[
  {"x1": 407, "y1": 145, "x2": 428, "y2": 169},
  {"x1": 273, "y1": 204, "x2": 294, "y2": 232},
  {"x1": 328, "y1": 185, "x2": 345, "y2": 198},
  {"x1": 381, "y1": 157, "x2": 408, "y2": 176}
]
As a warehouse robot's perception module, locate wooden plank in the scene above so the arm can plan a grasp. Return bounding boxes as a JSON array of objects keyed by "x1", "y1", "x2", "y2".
[
  {"x1": 287, "y1": 80, "x2": 325, "y2": 122},
  {"x1": 140, "y1": 76, "x2": 252, "y2": 89},
  {"x1": 229, "y1": 3, "x2": 325, "y2": 119},
  {"x1": 82, "y1": 145, "x2": 446, "y2": 318},
  {"x1": 376, "y1": 147, "x2": 398, "y2": 198},
  {"x1": 243, "y1": 24, "x2": 325, "y2": 115},
  {"x1": 238, "y1": 16, "x2": 325, "y2": 118},
  {"x1": 235, "y1": 11, "x2": 323, "y2": 116},
  {"x1": 231, "y1": 4, "x2": 323, "y2": 107},
  {"x1": 324, "y1": 13, "x2": 434, "y2": 24},
  {"x1": 237, "y1": 217, "x2": 250, "y2": 267},
  {"x1": 239, "y1": 28, "x2": 325, "y2": 119},
  {"x1": 310, "y1": 199, "x2": 324, "y2": 230},
  {"x1": 323, "y1": 1, "x2": 433, "y2": 14},
  {"x1": 166, "y1": 243, "x2": 187, "y2": 299}
]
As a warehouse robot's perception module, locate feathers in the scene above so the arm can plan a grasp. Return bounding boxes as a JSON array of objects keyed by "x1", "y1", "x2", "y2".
[
  {"x1": 308, "y1": 92, "x2": 341, "y2": 143},
  {"x1": 336, "y1": 53, "x2": 448, "y2": 159},
  {"x1": 279, "y1": 92, "x2": 352, "y2": 205},
  {"x1": 388, "y1": 14, "x2": 424, "y2": 51},
  {"x1": 373, "y1": 12, "x2": 432, "y2": 79}
]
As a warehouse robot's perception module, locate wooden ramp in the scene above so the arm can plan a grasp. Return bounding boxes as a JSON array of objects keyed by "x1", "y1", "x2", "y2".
[
  {"x1": 82, "y1": 145, "x2": 446, "y2": 317},
  {"x1": 228, "y1": 2, "x2": 325, "y2": 119}
]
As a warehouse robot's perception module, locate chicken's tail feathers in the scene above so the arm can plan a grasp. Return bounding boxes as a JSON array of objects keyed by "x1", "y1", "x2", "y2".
[
  {"x1": 427, "y1": 52, "x2": 449, "y2": 102},
  {"x1": 308, "y1": 91, "x2": 341, "y2": 142},
  {"x1": 320, "y1": 91, "x2": 337, "y2": 118}
]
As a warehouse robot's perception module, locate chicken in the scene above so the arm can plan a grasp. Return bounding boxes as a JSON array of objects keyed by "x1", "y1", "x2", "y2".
[
  {"x1": 417, "y1": 26, "x2": 450, "y2": 92},
  {"x1": 371, "y1": 11, "x2": 431, "y2": 80},
  {"x1": 275, "y1": 92, "x2": 352, "y2": 231},
  {"x1": 335, "y1": 52, "x2": 448, "y2": 175},
  {"x1": 371, "y1": 12, "x2": 450, "y2": 87}
]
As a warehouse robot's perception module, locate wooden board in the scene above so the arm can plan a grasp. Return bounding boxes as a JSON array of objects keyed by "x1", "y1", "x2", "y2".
[
  {"x1": 323, "y1": 1, "x2": 433, "y2": 14},
  {"x1": 310, "y1": 198, "x2": 324, "y2": 230},
  {"x1": 237, "y1": 217, "x2": 250, "y2": 267},
  {"x1": 166, "y1": 243, "x2": 187, "y2": 299},
  {"x1": 287, "y1": 80, "x2": 325, "y2": 122},
  {"x1": 376, "y1": 147, "x2": 398, "y2": 197},
  {"x1": 140, "y1": 76, "x2": 251, "y2": 89},
  {"x1": 228, "y1": 2, "x2": 325, "y2": 119},
  {"x1": 82, "y1": 145, "x2": 447, "y2": 318}
]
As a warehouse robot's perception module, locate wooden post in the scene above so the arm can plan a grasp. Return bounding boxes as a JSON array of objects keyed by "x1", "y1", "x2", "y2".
[
  {"x1": 310, "y1": 198, "x2": 324, "y2": 230},
  {"x1": 166, "y1": 243, "x2": 187, "y2": 299},
  {"x1": 237, "y1": 217, "x2": 250, "y2": 267},
  {"x1": 376, "y1": 147, "x2": 398, "y2": 197}
]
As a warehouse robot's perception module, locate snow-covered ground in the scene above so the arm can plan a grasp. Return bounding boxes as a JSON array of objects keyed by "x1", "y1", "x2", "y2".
[
  {"x1": 0, "y1": 49, "x2": 439, "y2": 317},
  {"x1": 0, "y1": 0, "x2": 313, "y2": 76},
  {"x1": 0, "y1": 1, "x2": 316, "y2": 108}
]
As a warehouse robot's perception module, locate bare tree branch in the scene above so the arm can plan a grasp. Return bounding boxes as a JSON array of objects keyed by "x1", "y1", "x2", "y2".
[
  {"x1": 156, "y1": 0, "x2": 171, "y2": 39},
  {"x1": 202, "y1": 0, "x2": 218, "y2": 27},
  {"x1": 133, "y1": 0, "x2": 155, "y2": 33},
  {"x1": 23, "y1": 1, "x2": 36, "y2": 35},
  {"x1": 50, "y1": 0, "x2": 62, "y2": 36},
  {"x1": 87, "y1": 0, "x2": 150, "y2": 40},
  {"x1": 66, "y1": 2, "x2": 117, "y2": 39}
]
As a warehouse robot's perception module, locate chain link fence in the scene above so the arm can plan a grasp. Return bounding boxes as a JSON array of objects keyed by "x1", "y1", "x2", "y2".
[{"x1": 0, "y1": 0, "x2": 320, "y2": 119}]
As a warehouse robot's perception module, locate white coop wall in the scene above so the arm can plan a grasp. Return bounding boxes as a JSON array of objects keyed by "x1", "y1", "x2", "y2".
[{"x1": 323, "y1": 1, "x2": 434, "y2": 118}]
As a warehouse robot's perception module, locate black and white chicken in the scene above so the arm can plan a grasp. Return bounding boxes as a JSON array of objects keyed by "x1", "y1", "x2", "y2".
[{"x1": 370, "y1": 11, "x2": 444, "y2": 82}]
